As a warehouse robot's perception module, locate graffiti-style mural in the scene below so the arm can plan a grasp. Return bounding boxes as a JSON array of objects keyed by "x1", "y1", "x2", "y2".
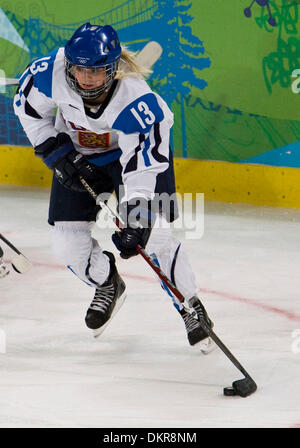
[
  {"x1": 244, "y1": 0, "x2": 277, "y2": 26},
  {"x1": 0, "y1": 0, "x2": 211, "y2": 155}
]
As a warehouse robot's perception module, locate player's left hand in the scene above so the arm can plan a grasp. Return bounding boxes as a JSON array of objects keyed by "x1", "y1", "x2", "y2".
[
  {"x1": 112, "y1": 227, "x2": 151, "y2": 259},
  {"x1": 112, "y1": 199, "x2": 155, "y2": 259}
]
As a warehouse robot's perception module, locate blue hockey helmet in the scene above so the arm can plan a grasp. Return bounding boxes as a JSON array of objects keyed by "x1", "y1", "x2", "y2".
[{"x1": 64, "y1": 23, "x2": 121, "y2": 99}]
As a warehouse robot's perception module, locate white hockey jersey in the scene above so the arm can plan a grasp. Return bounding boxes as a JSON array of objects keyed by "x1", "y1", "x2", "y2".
[{"x1": 13, "y1": 47, "x2": 174, "y2": 202}]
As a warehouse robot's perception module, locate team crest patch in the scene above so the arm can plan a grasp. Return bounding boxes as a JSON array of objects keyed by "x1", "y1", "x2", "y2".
[{"x1": 78, "y1": 131, "x2": 110, "y2": 148}]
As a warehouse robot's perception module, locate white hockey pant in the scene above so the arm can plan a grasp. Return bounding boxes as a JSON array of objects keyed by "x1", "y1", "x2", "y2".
[
  {"x1": 51, "y1": 221, "x2": 110, "y2": 287},
  {"x1": 51, "y1": 220, "x2": 199, "y2": 306}
]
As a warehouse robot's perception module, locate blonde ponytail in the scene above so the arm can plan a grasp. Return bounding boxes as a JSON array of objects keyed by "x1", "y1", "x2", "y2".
[{"x1": 115, "y1": 46, "x2": 152, "y2": 80}]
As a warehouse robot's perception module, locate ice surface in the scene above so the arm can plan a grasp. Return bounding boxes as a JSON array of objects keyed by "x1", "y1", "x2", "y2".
[{"x1": 0, "y1": 185, "x2": 299, "y2": 428}]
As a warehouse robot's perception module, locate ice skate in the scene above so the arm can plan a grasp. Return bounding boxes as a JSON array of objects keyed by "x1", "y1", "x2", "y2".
[
  {"x1": 185, "y1": 296, "x2": 216, "y2": 354},
  {"x1": 85, "y1": 251, "x2": 126, "y2": 337}
]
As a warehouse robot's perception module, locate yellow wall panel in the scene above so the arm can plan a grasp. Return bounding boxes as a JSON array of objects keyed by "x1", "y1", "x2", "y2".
[
  {"x1": 0, "y1": 145, "x2": 52, "y2": 187},
  {"x1": 0, "y1": 146, "x2": 299, "y2": 208},
  {"x1": 174, "y1": 159, "x2": 300, "y2": 209}
]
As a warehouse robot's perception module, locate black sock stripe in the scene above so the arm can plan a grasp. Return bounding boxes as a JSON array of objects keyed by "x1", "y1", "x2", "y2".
[
  {"x1": 85, "y1": 257, "x2": 99, "y2": 286},
  {"x1": 170, "y1": 243, "x2": 181, "y2": 288}
]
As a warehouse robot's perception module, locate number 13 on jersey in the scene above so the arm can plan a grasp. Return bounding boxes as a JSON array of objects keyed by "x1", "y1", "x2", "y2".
[{"x1": 130, "y1": 101, "x2": 155, "y2": 129}]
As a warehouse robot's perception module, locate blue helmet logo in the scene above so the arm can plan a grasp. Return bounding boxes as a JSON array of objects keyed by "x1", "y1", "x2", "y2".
[{"x1": 65, "y1": 23, "x2": 121, "y2": 67}]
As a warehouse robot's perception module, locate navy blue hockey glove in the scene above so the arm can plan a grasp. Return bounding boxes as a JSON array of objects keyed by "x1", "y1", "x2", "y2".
[
  {"x1": 112, "y1": 199, "x2": 155, "y2": 259},
  {"x1": 35, "y1": 133, "x2": 98, "y2": 192}
]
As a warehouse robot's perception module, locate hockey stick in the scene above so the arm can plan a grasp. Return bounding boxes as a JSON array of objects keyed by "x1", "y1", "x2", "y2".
[
  {"x1": 135, "y1": 41, "x2": 162, "y2": 68},
  {"x1": 0, "y1": 41, "x2": 163, "y2": 88},
  {"x1": 0, "y1": 233, "x2": 32, "y2": 274},
  {"x1": 80, "y1": 177, "x2": 257, "y2": 397},
  {"x1": 0, "y1": 77, "x2": 18, "y2": 86}
]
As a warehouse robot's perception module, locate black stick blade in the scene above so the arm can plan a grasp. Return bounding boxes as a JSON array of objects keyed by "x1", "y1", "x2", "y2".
[{"x1": 232, "y1": 378, "x2": 257, "y2": 398}]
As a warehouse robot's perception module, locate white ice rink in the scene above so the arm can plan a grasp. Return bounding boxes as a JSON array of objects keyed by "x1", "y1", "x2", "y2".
[{"x1": 0, "y1": 185, "x2": 300, "y2": 428}]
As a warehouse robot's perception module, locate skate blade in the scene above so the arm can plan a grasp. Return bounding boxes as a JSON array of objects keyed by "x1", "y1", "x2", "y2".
[
  {"x1": 93, "y1": 292, "x2": 127, "y2": 339},
  {"x1": 197, "y1": 336, "x2": 217, "y2": 355}
]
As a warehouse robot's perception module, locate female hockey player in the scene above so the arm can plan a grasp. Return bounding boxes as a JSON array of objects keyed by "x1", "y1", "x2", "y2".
[{"x1": 14, "y1": 23, "x2": 213, "y2": 346}]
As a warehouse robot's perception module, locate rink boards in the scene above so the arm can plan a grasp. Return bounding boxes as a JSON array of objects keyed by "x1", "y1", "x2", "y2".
[{"x1": 0, "y1": 144, "x2": 298, "y2": 209}]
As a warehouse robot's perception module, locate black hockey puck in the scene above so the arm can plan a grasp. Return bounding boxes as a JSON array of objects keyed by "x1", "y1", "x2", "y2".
[{"x1": 223, "y1": 386, "x2": 237, "y2": 396}]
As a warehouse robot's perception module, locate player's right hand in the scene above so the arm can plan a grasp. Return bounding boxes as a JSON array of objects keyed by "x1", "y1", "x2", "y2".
[
  {"x1": 35, "y1": 133, "x2": 99, "y2": 192},
  {"x1": 53, "y1": 149, "x2": 99, "y2": 192}
]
